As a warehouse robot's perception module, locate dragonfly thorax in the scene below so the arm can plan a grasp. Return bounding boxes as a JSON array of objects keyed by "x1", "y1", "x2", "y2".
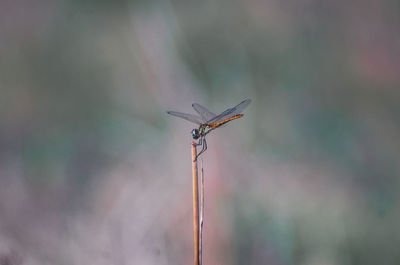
[{"x1": 192, "y1": 125, "x2": 209, "y2": 139}]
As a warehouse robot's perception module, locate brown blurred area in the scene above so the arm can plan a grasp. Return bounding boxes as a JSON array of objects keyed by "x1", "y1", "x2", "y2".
[{"x1": 1, "y1": 0, "x2": 400, "y2": 264}]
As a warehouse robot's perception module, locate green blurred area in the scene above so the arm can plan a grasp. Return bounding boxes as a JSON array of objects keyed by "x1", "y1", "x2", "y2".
[{"x1": 0, "y1": 0, "x2": 399, "y2": 264}]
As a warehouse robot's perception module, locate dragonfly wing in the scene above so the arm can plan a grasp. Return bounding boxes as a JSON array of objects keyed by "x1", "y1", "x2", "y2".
[
  {"x1": 166, "y1": 111, "x2": 203, "y2": 125},
  {"x1": 207, "y1": 99, "x2": 252, "y2": 123},
  {"x1": 192, "y1": 103, "x2": 217, "y2": 122}
]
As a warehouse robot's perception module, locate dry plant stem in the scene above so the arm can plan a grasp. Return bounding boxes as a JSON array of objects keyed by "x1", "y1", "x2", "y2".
[
  {"x1": 199, "y1": 159, "x2": 204, "y2": 265},
  {"x1": 191, "y1": 142, "x2": 200, "y2": 265}
]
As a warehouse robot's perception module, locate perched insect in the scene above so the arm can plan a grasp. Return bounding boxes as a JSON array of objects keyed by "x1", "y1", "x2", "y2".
[{"x1": 167, "y1": 99, "x2": 251, "y2": 159}]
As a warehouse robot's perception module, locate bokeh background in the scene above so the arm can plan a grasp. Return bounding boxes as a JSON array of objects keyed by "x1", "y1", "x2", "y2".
[{"x1": 1, "y1": 0, "x2": 400, "y2": 264}]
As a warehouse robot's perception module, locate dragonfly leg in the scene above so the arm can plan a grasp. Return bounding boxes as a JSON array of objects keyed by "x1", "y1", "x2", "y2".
[
  {"x1": 195, "y1": 137, "x2": 203, "y2": 147},
  {"x1": 193, "y1": 137, "x2": 202, "y2": 161},
  {"x1": 196, "y1": 137, "x2": 207, "y2": 160}
]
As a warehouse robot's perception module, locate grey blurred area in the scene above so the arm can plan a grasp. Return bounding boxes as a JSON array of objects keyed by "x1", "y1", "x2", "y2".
[{"x1": 1, "y1": 0, "x2": 399, "y2": 264}]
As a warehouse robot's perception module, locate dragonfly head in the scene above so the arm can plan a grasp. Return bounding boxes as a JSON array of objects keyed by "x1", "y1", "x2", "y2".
[{"x1": 191, "y1": 128, "x2": 200, "y2": 139}]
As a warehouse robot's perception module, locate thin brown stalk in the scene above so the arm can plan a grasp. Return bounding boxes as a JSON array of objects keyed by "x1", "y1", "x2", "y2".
[
  {"x1": 199, "y1": 159, "x2": 204, "y2": 265},
  {"x1": 191, "y1": 142, "x2": 200, "y2": 265}
]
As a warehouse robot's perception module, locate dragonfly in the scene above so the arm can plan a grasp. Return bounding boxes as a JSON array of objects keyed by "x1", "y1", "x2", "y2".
[{"x1": 167, "y1": 99, "x2": 251, "y2": 159}]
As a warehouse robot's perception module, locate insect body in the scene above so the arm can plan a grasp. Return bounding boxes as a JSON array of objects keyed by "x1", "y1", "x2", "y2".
[{"x1": 167, "y1": 99, "x2": 251, "y2": 159}]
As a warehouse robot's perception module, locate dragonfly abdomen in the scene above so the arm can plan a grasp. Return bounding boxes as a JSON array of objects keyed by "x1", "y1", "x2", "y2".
[{"x1": 208, "y1": 114, "x2": 244, "y2": 129}]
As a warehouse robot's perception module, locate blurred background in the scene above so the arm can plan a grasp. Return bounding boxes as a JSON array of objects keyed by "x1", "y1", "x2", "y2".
[{"x1": 1, "y1": 0, "x2": 400, "y2": 264}]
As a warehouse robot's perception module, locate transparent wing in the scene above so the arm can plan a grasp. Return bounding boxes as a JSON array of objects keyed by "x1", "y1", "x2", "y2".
[
  {"x1": 192, "y1": 103, "x2": 217, "y2": 122},
  {"x1": 166, "y1": 111, "x2": 203, "y2": 125},
  {"x1": 207, "y1": 99, "x2": 252, "y2": 123}
]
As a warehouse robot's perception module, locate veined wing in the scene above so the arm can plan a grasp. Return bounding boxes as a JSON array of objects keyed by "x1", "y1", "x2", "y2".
[
  {"x1": 166, "y1": 111, "x2": 203, "y2": 125},
  {"x1": 192, "y1": 103, "x2": 217, "y2": 122},
  {"x1": 207, "y1": 99, "x2": 251, "y2": 124}
]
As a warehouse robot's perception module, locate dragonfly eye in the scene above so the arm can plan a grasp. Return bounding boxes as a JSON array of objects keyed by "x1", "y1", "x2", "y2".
[{"x1": 191, "y1": 129, "x2": 200, "y2": 139}]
